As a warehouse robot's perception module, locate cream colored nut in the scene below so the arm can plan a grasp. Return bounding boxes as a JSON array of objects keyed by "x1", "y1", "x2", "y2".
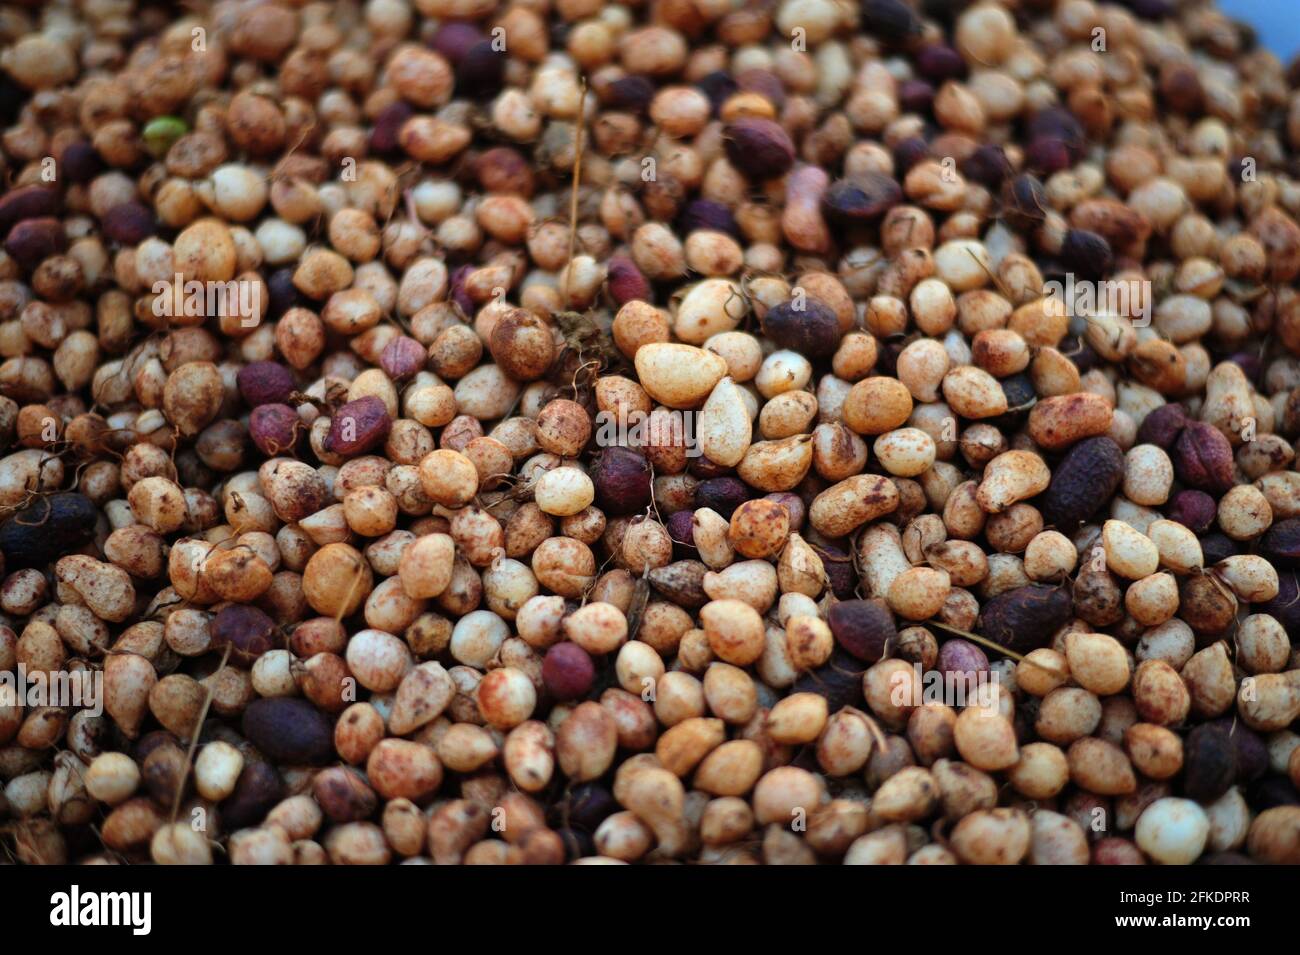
[
  {"x1": 1064, "y1": 631, "x2": 1131, "y2": 695},
  {"x1": 1122, "y1": 444, "x2": 1174, "y2": 506},
  {"x1": 873, "y1": 427, "x2": 936, "y2": 477},
  {"x1": 1146, "y1": 519, "x2": 1203, "y2": 573},
  {"x1": 1100, "y1": 520, "x2": 1158, "y2": 579},
  {"x1": 975, "y1": 450, "x2": 1050, "y2": 514},
  {"x1": 534, "y1": 466, "x2": 595, "y2": 516},
  {"x1": 633, "y1": 343, "x2": 728, "y2": 408}
]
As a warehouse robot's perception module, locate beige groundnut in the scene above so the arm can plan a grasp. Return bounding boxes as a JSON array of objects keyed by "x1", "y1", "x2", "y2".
[
  {"x1": 975, "y1": 450, "x2": 1050, "y2": 513},
  {"x1": 1213, "y1": 554, "x2": 1279, "y2": 603},
  {"x1": 398, "y1": 533, "x2": 455, "y2": 599},
  {"x1": 697, "y1": 377, "x2": 753, "y2": 467},
  {"x1": 949, "y1": 808, "x2": 1031, "y2": 864},
  {"x1": 873, "y1": 427, "x2": 936, "y2": 477},
  {"x1": 942, "y1": 365, "x2": 1008, "y2": 419},
  {"x1": 55, "y1": 556, "x2": 136, "y2": 622},
  {"x1": 952, "y1": 707, "x2": 1018, "y2": 771},
  {"x1": 808, "y1": 474, "x2": 900, "y2": 537},
  {"x1": 1122, "y1": 444, "x2": 1173, "y2": 506},
  {"x1": 1216, "y1": 485, "x2": 1272, "y2": 540},
  {"x1": 1100, "y1": 520, "x2": 1158, "y2": 579},
  {"x1": 887, "y1": 567, "x2": 950, "y2": 620},
  {"x1": 1023, "y1": 530, "x2": 1077, "y2": 580},
  {"x1": 634, "y1": 343, "x2": 728, "y2": 408},
  {"x1": 1146, "y1": 519, "x2": 1203, "y2": 572},
  {"x1": 700, "y1": 599, "x2": 765, "y2": 666},
  {"x1": 1064, "y1": 632, "x2": 1131, "y2": 695},
  {"x1": 1125, "y1": 572, "x2": 1179, "y2": 627},
  {"x1": 691, "y1": 507, "x2": 734, "y2": 570}
]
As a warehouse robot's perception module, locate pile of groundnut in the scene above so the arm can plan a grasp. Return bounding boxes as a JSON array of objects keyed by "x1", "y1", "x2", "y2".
[{"x1": 0, "y1": 0, "x2": 1299, "y2": 864}]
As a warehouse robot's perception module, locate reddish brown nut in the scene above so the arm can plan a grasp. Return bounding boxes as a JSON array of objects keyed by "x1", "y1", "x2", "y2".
[
  {"x1": 1173, "y1": 421, "x2": 1235, "y2": 494},
  {"x1": 325, "y1": 396, "x2": 392, "y2": 456},
  {"x1": 723, "y1": 118, "x2": 795, "y2": 180}
]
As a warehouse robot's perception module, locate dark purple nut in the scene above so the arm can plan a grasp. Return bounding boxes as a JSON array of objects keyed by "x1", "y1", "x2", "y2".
[
  {"x1": 542, "y1": 642, "x2": 595, "y2": 701},
  {"x1": 593, "y1": 446, "x2": 652, "y2": 515},
  {"x1": 1182, "y1": 723, "x2": 1237, "y2": 803},
  {"x1": 380, "y1": 335, "x2": 427, "y2": 380},
  {"x1": 666, "y1": 509, "x2": 696, "y2": 551},
  {"x1": 1227, "y1": 351, "x2": 1263, "y2": 384},
  {"x1": 4, "y1": 217, "x2": 66, "y2": 270},
  {"x1": 897, "y1": 79, "x2": 935, "y2": 113},
  {"x1": 761, "y1": 298, "x2": 841, "y2": 358},
  {"x1": 860, "y1": 0, "x2": 923, "y2": 43},
  {"x1": 1025, "y1": 136, "x2": 1074, "y2": 174},
  {"x1": 791, "y1": 649, "x2": 866, "y2": 710},
  {"x1": 822, "y1": 173, "x2": 903, "y2": 224},
  {"x1": 1001, "y1": 174, "x2": 1049, "y2": 233},
  {"x1": 242, "y1": 698, "x2": 335, "y2": 765},
  {"x1": 369, "y1": 101, "x2": 414, "y2": 154},
  {"x1": 558, "y1": 783, "x2": 618, "y2": 832},
  {"x1": 1166, "y1": 489, "x2": 1216, "y2": 533},
  {"x1": 1059, "y1": 229, "x2": 1113, "y2": 280},
  {"x1": 723, "y1": 118, "x2": 795, "y2": 180},
  {"x1": 606, "y1": 255, "x2": 652, "y2": 305},
  {"x1": 429, "y1": 21, "x2": 487, "y2": 62},
  {"x1": 449, "y1": 264, "x2": 475, "y2": 313},
  {"x1": 678, "y1": 199, "x2": 739, "y2": 238},
  {"x1": 476, "y1": 147, "x2": 535, "y2": 197},
  {"x1": 1246, "y1": 776, "x2": 1300, "y2": 811},
  {"x1": 1174, "y1": 421, "x2": 1235, "y2": 494},
  {"x1": 1041, "y1": 436, "x2": 1125, "y2": 527},
  {"x1": 1260, "y1": 518, "x2": 1300, "y2": 568},
  {"x1": 827, "y1": 598, "x2": 897, "y2": 663},
  {"x1": 606, "y1": 74, "x2": 656, "y2": 114},
  {"x1": 101, "y1": 201, "x2": 157, "y2": 246},
  {"x1": 1209, "y1": 718, "x2": 1268, "y2": 783},
  {"x1": 935, "y1": 638, "x2": 990, "y2": 697},
  {"x1": 325, "y1": 396, "x2": 392, "y2": 456},
  {"x1": 267, "y1": 267, "x2": 303, "y2": 318},
  {"x1": 1027, "y1": 107, "x2": 1086, "y2": 161},
  {"x1": 1178, "y1": 573, "x2": 1237, "y2": 637},
  {"x1": 688, "y1": 454, "x2": 734, "y2": 481},
  {"x1": 818, "y1": 544, "x2": 857, "y2": 599},
  {"x1": 237, "y1": 360, "x2": 295, "y2": 407},
  {"x1": 220, "y1": 761, "x2": 285, "y2": 829},
  {"x1": 0, "y1": 492, "x2": 97, "y2": 569},
  {"x1": 456, "y1": 40, "x2": 506, "y2": 100},
  {"x1": 978, "y1": 583, "x2": 1073, "y2": 655},
  {"x1": 892, "y1": 136, "x2": 931, "y2": 175},
  {"x1": 313, "y1": 766, "x2": 379, "y2": 823},
  {"x1": 1135, "y1": 402, "x2": 1188, "y2": 449},
  {"x1": 915, "y1": 43, "x2": 967, "y2": 82},
  {"x1": 647, "y1": 560, "x2": 709, "y2": 608},
  {"x1": 211, "y1": 603, "x2": 279, "y2": 665},
  {"x1": 695, "y1": 70, "x2": 739, "y2": 114},
  {"x1": 0, "y1": 185, "x2": 59, "y2": 236},
  {"x1": 694, "y1": 476, "x2": 750, "y2": 519},
  {"x1": 1198, "y1": 531, "x2": 1238, "y2": 566},
  {"x1": 60, "y1": 141, "x2": 103, "y2": 183},
  {"x1": 764, "y1": 492, "x2": 805, "y2": 530},
  {"x1": 736, "y1": 68, "x2": 785, "y2": 109},
  {"x1": 249, "y1": 403, "x2": 304, "y2": 456},
  {"x1": 1261, "y1": 569, "x2": 1300, "y2": 634},
  {"x1": 961, "y1": 144, "x2": 1012, "y2": 190}
]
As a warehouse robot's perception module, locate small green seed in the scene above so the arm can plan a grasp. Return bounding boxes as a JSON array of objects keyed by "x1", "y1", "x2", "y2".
[{"x1": 142, "y1": 116, "x2": 189, "y2": 157}]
